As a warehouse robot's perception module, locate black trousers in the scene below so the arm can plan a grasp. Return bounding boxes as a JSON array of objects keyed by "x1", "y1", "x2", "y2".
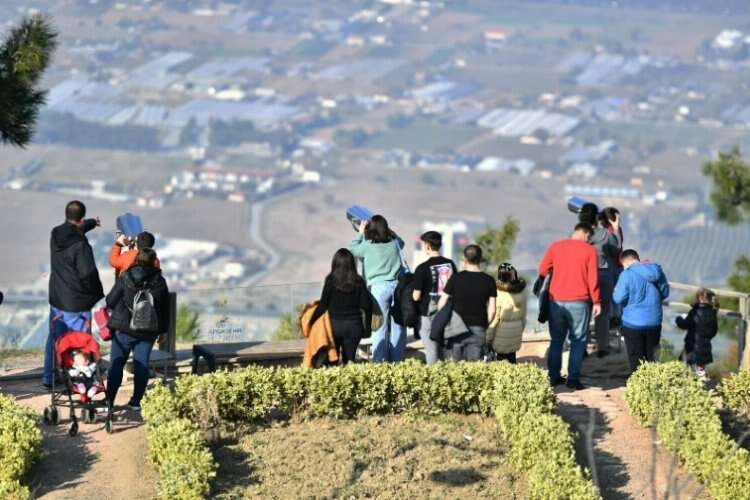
[
  {"x1": 621, "y1": 325, "x2": 661, "y2": 373},
  {"x1": 330, "y1": 317, "x2": 363, "y2": 365},
  {"x1": 496, "y1": 352, "x2": 517, "y2": 364}
]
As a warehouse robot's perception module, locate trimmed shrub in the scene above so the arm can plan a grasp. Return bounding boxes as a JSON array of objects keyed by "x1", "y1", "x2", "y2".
[
  {"x1": 172, "y1": 361, "x2": 526, "y2": 423},
  {"x1": 625, "y1": 362, "x2": 750, "y2": 500},
  {"x1": 0, "y1": 394, "x2": 43, "y2": 500},
  {"x1": 141, "y1": 382, "x2": 216, "y2": 500},
  {"x1": 719, "y1": 369, "x2": 750, "y2": 418},
  {"x1": 144, "y1": 362, "x2": 598, "y2": 499}
]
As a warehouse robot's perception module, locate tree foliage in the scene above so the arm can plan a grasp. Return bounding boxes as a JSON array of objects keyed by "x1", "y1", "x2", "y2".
[
  {"x1": 702, "y1": 147, "x2": 750, "y2": 225},
  {"x1": 0, "y1": 15, "x2": 58, "y2": 147},
  {"x1": 728, "y1": 255, "x2": 750, "y2": 294},
  {"x1": 475, "y1": 216, "x2": 521, "y2": 268},
  {"x1": 176, "y1": 305, "x2": 201, "y2": 342}
]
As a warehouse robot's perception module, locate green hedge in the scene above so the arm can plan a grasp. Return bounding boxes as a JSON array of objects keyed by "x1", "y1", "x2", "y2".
[
  {"x1": 719, "y1": 369, "x2": 750, "y2": 418},
  {"x1": 141, "y1": 383, "x2": 216, "y2": 500},
  {"x1": 143, "y1": 361, "x2": 599, "y2": 499},
  {"x1": 0, "y1": 394, "x2": 43, "y2": 500},
  {"x1": 625, "y1": 362, "x2": 750, "y2": 500},
  {"x1": 172, "y1": 361, "x2": 502, "y2": 421}
]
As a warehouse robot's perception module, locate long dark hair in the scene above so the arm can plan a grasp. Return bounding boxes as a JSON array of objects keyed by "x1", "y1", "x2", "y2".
[
  {"x1": 598, "y1": 207, "x2": 619, "y2": 229},
  {"x1": 364, "y1": 215, "x2": 393, "y2": 244},
  {"x1": 328, "y1": 248, "x2": 361, "y2": 292}
]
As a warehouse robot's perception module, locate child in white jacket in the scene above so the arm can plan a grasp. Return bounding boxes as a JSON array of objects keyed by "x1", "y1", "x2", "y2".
[{"x1": 486, "y1": 263, "x2": 528, "y2": 363}]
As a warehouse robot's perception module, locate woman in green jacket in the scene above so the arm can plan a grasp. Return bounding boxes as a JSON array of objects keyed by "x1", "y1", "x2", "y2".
[{"x1": 351, "y1": 215, "x2": 405, "y2": 362}]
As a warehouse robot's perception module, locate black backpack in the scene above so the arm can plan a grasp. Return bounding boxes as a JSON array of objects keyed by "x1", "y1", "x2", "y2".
[
  {"x1": 393, "y1": 272, "x2": 419, "y2": 329},
  {"x1": 126, "y1": 276, "x2": 159, "y2": 333},
  {"x1": 533, "y1": 273, "x2": 552, "y2": 324}
]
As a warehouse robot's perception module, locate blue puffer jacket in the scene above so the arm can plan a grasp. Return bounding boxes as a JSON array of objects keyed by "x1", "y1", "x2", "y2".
[{"x1": 613, "y1": 263, "x2": 670, "y2": 329}]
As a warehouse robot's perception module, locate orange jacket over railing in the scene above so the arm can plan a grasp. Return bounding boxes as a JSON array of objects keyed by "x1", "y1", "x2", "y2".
[
  {"x1": 109, "y1": 243, "x2": 161, "y2": 278},
  {"x1": 299, "y1": 301, "x2": 338, "y2": 368}
]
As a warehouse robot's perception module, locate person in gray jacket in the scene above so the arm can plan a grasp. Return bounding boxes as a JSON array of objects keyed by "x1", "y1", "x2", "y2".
[{"x1": 579, "y1": 203, "x2": 622, "y2": 358}]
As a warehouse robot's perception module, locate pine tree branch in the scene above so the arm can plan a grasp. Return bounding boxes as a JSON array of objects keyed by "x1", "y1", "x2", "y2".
[{"x1": 0, "y1": 14, "x2": 58, "y2": 148}]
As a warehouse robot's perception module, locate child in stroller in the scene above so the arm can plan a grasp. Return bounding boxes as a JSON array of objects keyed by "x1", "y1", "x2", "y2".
[
  {"x1": 43, "y1": 331, "x2": 111, "y2": 436},
  {"x1": 67, "y1": 349, "x2": 104, "y2": 403}
]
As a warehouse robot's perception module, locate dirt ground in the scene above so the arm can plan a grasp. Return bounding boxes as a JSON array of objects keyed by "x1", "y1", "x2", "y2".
[{"x1": 211, "y1": 414, "x2": 524, "y2": 500}]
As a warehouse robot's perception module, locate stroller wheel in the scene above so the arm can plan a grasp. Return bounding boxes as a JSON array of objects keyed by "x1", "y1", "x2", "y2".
[
  {"x1": 43, "y1": 407, "x2": 51, "y2": 425},
  {"x1": 87, "y1": 408, "x2": 97, "y2": 424},
  {"x1": 105, "y1": 417, "x2": 114, "y2": 434},
  {"x1": 68, "y1": 421, "x2": 78, "y2": 437}
]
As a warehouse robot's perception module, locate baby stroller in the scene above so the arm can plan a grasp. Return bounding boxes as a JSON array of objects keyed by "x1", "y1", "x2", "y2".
[{"x1": 42, "y1": 331, "x2": 113, "y2": 436}]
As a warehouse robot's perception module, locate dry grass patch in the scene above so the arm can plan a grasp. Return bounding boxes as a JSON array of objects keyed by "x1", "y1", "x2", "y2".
[{"x1": 212, "y1": 414, "x2": 524, "y2": 499}]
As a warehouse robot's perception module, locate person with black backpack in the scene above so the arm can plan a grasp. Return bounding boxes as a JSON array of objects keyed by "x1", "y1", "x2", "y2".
[
  {"x1": 105, "y1": 248, "x2": 169, "y2": 411},
  {"x1": 412, "y1": 231, "x2": 456, "y2": 364}
]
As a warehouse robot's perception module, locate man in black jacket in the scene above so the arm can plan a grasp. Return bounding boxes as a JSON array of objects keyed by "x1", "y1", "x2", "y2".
[{"x1": 43, "y1": 200, "x2": 104, "y2": 388}]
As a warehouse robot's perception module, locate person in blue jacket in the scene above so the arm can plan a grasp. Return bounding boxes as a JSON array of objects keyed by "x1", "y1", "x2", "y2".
[{"x1": 613, "y1": 249, "x2": 670, "y2": 373}]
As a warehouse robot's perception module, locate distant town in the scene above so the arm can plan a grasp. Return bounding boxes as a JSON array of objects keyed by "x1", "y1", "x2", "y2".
[{"x1": 2, "y1": 0, "x2": 750, "y2": 347}]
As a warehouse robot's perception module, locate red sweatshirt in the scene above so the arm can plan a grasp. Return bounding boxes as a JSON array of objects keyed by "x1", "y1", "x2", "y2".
[{"x1": 538, "y1": 239, "x2": 600, "y2": 304}]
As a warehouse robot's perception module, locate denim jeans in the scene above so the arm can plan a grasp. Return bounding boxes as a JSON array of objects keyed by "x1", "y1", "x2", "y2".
[
  {"x1": 548, "y1": 300, "x2": 592, "y2": 382},
  {"x1": 449, "y1": 326, "x2": 486, "y2": 362},
  {"x1": 369, "y1": 280, "x2": 405, "y2": 363},
  {"x1": 106, "y1": 332, "x2": 155, "y2": 406},
  {"x1": 43, "y1": 307, "x2": 92, "y2": 385}
]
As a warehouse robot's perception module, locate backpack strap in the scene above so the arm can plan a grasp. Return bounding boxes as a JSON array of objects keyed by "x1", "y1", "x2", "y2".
[{"x1": 394, "y1": 237, "x2": 410, "y2": 274}]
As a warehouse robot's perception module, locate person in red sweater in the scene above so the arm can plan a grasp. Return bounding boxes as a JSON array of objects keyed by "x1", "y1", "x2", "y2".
[
  {"x1": 109, "y1": 231, "x2": 160, "y2": 278},
  {"x1": 538, "y1": 223, "x2": 601, "y2": 390}
]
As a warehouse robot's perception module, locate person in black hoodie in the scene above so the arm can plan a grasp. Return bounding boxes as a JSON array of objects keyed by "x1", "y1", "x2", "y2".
[
  {"x1": 580, "y1": 203, "x2": 622, "y2": 358},
  {"x1": 675, "y1": 288, "x2": 719, "y2": 380},
  {"x1": 44, "y1": 200, "x2": 104, "y2": 388},
  {"x1": 105, "y1": 248, "x2": 169, "y2": 411},
  {"x1": 310, "y1": 248, "x2": 373, "y2": 365}
]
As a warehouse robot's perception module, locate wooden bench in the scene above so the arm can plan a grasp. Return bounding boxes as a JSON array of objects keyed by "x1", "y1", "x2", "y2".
[{"x1": 191, "y1": 339, "x2": 307, "y2": 373}]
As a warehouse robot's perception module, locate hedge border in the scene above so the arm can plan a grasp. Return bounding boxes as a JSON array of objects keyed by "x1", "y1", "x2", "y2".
[
  {"x1": 719, "y1": 369, "x2": 750, "y2": 418},
  {"x1": 0, "y1": 394, "x2": 43, "y2": 500},
  {"x1": 141, "y1": 382, "x2": 216, "y2": 500},
  {"x1": 625, "y1": 362, "x2": 750, "y2": 500},
  {"x1": 142, "y1": 361, "x2": 599, "y2": 500}
]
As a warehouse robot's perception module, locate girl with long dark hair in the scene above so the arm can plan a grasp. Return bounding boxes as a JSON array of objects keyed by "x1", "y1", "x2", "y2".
[
  {"x1": 350, "y1": 215, "x2": 406, "y2": 362},
  {"x1": 310, "y1": 248, "x2": 373, "y2": 364}
]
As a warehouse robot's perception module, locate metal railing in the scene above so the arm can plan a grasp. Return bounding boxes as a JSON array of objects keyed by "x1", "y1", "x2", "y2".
[{"x1": 2, "y1": 280, "x2": 749, "y2": 372}]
